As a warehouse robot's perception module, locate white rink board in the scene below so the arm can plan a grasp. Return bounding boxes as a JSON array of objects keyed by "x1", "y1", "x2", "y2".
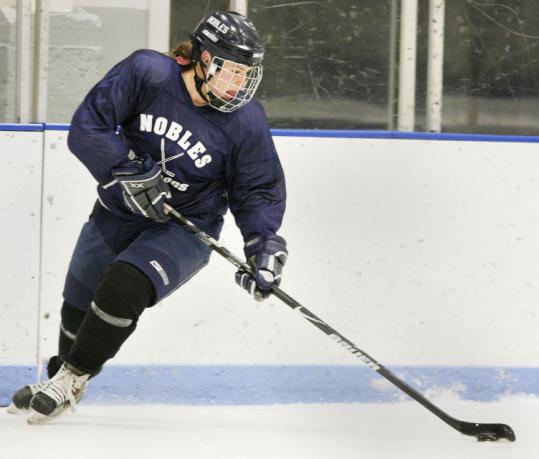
[
  {"x1": 0, "y1": 131, "x2": 42, "y2": 364},
  {"x1": 38, "y1": 129, "x2": 97, "y2": 365},
  {"x1": 4, "y1": 130, "x2": 539, "y2": 366}
]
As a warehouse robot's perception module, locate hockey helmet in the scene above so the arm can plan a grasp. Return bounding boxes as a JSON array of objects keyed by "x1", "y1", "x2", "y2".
[
  {"x1": 192, "y1": 11, "x2": 264, "y2": 66},
  {"x1": 191, "y1": 11, "x2": 264, "y2": 112}
]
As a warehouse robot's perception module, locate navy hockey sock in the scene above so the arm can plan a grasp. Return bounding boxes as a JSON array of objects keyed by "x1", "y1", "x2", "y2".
[{"x1": 65, "y1": 262, "x2": 154, "y2": 375}]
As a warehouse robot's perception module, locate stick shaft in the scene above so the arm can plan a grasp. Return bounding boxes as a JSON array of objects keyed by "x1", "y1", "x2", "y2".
[{"x1": 163, "y1": 204, "x2": 486, "y2": 436}]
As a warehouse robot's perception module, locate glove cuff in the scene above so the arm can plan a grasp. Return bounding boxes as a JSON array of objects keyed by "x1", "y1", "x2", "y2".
[
  {"x1": 111, "y1": 154, "x2": 157, "y2": 178},
  {"x1": 244, "y1": 234, "x2": 288, "y2": 260}
]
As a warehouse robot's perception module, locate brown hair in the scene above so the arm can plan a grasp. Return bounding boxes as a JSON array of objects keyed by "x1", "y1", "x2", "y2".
[{"x1": 169, "y1": 40, "x2": 195, "y2": 68}]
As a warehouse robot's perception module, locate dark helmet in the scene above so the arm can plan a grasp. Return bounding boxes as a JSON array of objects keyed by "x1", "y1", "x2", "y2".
[{"x1": 191, "y1": 11, "x2": 264, "y2": 67}]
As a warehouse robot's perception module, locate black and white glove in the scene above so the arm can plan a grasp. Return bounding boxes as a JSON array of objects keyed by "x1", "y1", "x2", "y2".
[
  {"x1": 111, "y1": 155, "x2": 171, "y2": 223},
  {"x1": 235, "y1": 235, "x2": 288, "y2": 301}
]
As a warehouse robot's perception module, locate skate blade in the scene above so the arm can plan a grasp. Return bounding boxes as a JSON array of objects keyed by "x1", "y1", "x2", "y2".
[
  {"x1": 27, "y1": 406, "x2": 69, "y2": 425},
  {"x1": 6, "y1": 403, "x2": 25, "y2": 415}
]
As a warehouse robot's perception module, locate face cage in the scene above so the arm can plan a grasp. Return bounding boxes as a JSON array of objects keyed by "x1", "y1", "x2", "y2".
[{"x1": 204, "y1": 56, "x2": 263, "y2": 113}]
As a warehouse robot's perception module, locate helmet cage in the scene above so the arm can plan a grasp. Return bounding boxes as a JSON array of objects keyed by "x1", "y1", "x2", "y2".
[{"x1": 203, "y1": 55, "x2": 263, "y2": 113}]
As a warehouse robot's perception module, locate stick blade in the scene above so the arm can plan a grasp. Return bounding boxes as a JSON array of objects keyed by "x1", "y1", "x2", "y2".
[{"x1": 459, "y1": 422, "x2": 516, "y2": 442}]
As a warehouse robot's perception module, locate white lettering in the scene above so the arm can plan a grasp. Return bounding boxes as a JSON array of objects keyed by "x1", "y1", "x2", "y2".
[
  {"x1": 187, "y1": 141, "x2": 206, "y2": 161},
  {"x1": 195, "y1": 154, "x2": 212, "y2": 168},
  {"x1": 138, "y1": 114, "x2": 213, "y2": 169},
  {"x1": 166, "y1": 122, "x2": 183, "y2": 141},
  {"x1": 207, "y1": 16, "x2": 229, "y2": 34},
  {"x1": 178, "y1": 130, "x2": 192, "y2": 150},
  {"x1": 154, "y1": 117, "x2": 168, "y2": 135},
  {"x1": 140, "y1": 114, "x2": 153, "y2": 132},
  {"x1": 202, "y1": 29, "x2": 219, "y2": 43},
  {"x1": 163, "y1": 176, "x2": 190, "y2": 192}
]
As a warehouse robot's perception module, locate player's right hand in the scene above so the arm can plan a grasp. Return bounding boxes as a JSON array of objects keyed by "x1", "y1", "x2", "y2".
[{"x1": 112, "y1": 155, "x2": 171, "y2": 223}]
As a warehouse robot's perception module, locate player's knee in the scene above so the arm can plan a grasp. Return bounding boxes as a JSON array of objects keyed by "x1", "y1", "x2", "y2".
[{"x1": 93, "y1": 261, "x2": 154, "y2": 324}]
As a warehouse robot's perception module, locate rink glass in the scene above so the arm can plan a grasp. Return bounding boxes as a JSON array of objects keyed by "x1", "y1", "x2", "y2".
[{"x1": 0, "y1": 0, "x2": 538, "y2": 134}]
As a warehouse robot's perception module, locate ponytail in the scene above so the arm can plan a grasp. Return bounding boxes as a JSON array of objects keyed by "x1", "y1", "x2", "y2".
[{"x1": 169, "y1": 40, "x2": 195, "y2": 68}]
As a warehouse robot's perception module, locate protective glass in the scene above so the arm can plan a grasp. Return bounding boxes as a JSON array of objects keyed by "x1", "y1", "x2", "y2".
[{"x1": 205, "y1": 56, "x2": 263, "y2": 113}]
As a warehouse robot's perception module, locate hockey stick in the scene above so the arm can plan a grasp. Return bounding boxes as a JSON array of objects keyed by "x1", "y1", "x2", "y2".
[{"x1": 164, "y1": 203, "x2": 516, "y2": 442}]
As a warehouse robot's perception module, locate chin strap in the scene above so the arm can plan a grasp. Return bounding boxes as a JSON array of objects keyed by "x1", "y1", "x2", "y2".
[
  {"x1": 194, "y1": 71, "x2": 210, "y2": 103},
  {"x1": 194, "y1": 60, "x2": 220, "y2": 105},
  {"x1": 191, "y1": 43, "x2": 224, "y2": 107}
]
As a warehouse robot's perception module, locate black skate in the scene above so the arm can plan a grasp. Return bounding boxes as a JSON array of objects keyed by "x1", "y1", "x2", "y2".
[
  {"x1": 27, "y1": 363, "x2": 90, "y2": 425},
  {"x1": 7, "y1": 381, "x2": 50, "y2": 414},
  {"x1": 6, "y1": 356, "x2": 65, "y2": 414}
]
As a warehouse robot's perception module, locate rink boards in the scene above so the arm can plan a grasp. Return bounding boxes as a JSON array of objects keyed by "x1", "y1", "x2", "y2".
[{"x1": 1, "y1": 125, "x2": 538, "y2": 404}]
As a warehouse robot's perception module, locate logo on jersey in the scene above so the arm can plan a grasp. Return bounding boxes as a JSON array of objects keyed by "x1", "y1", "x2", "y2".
[
  {"x1": 155, "y1": 138, "x2": 189, "y2": 192},
  {"x1": 139, "y1": 114, "x2": 212, "y2": 169}
]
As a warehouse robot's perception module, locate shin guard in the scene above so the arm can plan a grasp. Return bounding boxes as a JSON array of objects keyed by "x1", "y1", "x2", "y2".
[{"x1": 66, "y1": 262, "x2": 154, "y2": 375}]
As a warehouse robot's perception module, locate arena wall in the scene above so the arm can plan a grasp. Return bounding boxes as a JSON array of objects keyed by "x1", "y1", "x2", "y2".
[{"x1": 1, "y1": 125, "x2": 538, "y2": 404}]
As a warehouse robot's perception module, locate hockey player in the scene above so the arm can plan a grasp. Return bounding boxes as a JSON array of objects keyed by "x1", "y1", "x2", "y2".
[{"x1": 8, "y1": 10, "x2": 287, "y2": 424}]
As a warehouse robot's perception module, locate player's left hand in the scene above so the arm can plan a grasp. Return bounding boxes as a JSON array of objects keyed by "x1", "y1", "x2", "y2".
[{"x1": 235, "y1": 235, "x2": 288, "y2": 301}]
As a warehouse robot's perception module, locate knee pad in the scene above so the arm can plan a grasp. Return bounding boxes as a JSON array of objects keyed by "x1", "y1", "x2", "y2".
[{"x1": 92, "y1": 261, "x2": 154, "y2": 327}]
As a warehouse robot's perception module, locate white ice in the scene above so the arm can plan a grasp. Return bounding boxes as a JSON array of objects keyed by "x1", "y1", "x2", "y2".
[{"x1": 2, "y1": 398, "x2": 538, "y2": 459}]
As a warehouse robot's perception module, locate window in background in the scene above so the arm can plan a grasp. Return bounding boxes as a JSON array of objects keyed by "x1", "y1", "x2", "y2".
[
  {"x1": 170, "y1": 0, "x2": 230, "y2": 51},
  {"x1": 170, "y1": 0, "x2": 393, "y2": 130},
  {"x1": 0, "y1": 0, "x2": 157, "y2": 123},
  {"x1": 46, "y1": 0, "x2": 150, "y2": 123},
  {"x1": 417, "y1": 0, "x2": 539, "y2": 135},
  {"x1": 251, "y1": 1, "x2": 392, "y2": 129},
  {"x1": 0, "y1": 0, "x2": 18, "y2": 123},
  {"x1": 3, "y1": 1, "x2": 539, "y2": 133},
  {"x1": 0, "y1": 0, "x2": 154, "y2": 124}
]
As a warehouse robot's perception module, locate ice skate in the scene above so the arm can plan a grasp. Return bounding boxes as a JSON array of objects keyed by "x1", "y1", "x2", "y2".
[
  {"x1": 27, "y1": 363, "x2": 90, "y2": 425},
  {"x1": 7, "y1": 381, "x2": 51, "y2": 414},
  {"x1": 7, "y1": 356, "x2": 66, "y2": 414}
]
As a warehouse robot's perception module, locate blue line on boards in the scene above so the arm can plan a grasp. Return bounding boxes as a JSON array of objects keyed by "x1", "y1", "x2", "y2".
[{"x1": 1, "y1": 124, "x2": 539, "y2": 143}]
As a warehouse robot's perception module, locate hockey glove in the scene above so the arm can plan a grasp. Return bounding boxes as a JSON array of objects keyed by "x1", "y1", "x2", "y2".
[
  {"x1": 112, "y1": 155, "x2": 171, "y2": 223},
  {"x1": 235, "y1": 235, "x2": 288, "y2": 301}
]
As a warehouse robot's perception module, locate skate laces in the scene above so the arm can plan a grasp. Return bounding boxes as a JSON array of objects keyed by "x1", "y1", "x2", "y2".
[
  {"x1": 28, "y1": 380, "x2": 49, "y2": 395},
  {"x1": 39, "y1": 365, "x2": 89, "y2": 413}
]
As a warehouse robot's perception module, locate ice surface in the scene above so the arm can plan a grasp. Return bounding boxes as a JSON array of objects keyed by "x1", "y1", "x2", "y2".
[{"x1": 2, "y1": 399, "x2": 538, "y2": 459}]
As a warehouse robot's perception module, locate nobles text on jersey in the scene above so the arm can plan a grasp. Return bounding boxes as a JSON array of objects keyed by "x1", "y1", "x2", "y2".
[{"x1": 139, "y1": 114, "x2": 212, "y2": 168}]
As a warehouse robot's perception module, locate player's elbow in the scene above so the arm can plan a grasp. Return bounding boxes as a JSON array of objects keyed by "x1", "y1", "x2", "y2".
[{"x1": 66, "y1": 124, "x2": 81, "y2": 155}]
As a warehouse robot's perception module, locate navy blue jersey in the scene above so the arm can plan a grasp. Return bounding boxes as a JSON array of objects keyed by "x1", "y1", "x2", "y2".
[{"x1": 67, "y1": 49, "x2": 286, "y2": 241}]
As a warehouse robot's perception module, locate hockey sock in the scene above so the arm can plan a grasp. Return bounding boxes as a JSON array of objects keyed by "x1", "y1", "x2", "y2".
[
  {"x1": 65, "y1": 262, "x2": 154, "y2": 375},
  {"x1": 46, "y1": 302, "x2": 86, "y2": 378},
  {"x1": 59, "y1": 301, "x2": 86, "y2": 356}
]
